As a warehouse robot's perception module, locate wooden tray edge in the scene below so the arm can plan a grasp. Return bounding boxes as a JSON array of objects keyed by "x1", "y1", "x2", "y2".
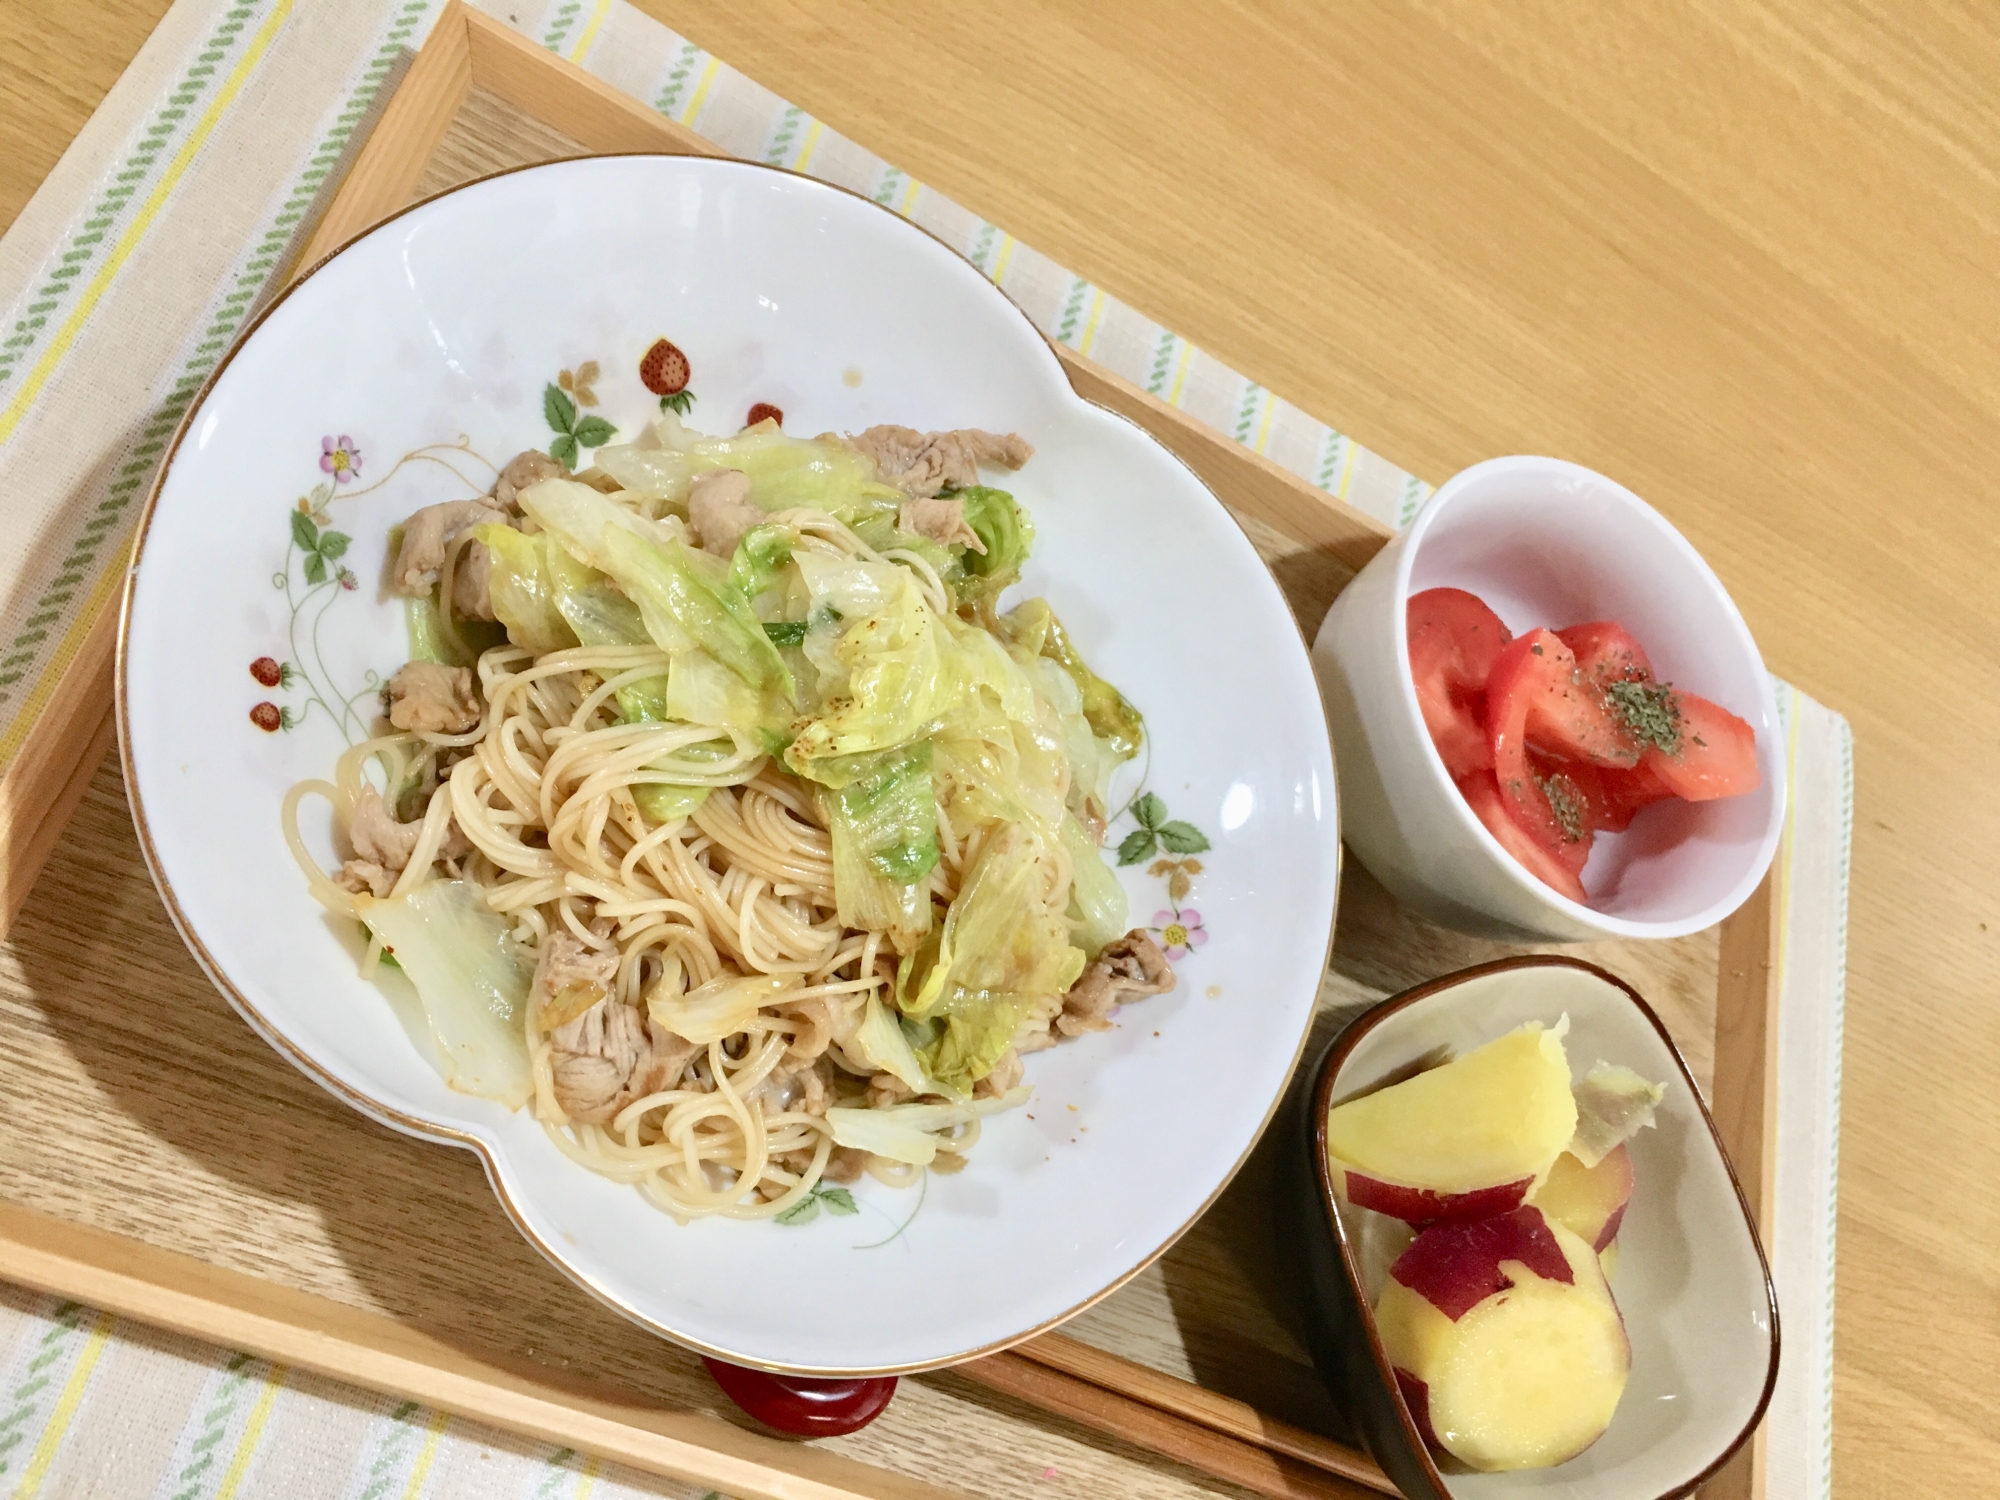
[{"x1": 0, "y1": 1200, "x2": 972, "y2": 1500}]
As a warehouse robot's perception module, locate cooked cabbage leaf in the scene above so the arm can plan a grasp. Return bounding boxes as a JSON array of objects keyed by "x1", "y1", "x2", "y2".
[
  {"x1": 628, "y1": 734, "x2": 742, "y2": 825},
  {"x1": 592, "y1": 416, "x2": 902, "y2": 525},
  {"x1": 952, "y1": 485, "x2": 1034, "y2": 612},
  {"x1": 1002, "y1": 598, "x2": 1143, "y2": 760},
  {"x1": 359, "y1": 880, "x2": 534, "y2": 1107},
  {"x1": 518, "y1": 476, "x2": 686, "y2": 583},
  {"x1": 728, "y1": 524, "x2": 794, "y2": 601},
  {"x1": 476, "y1": 523, "x2": 579, "y2": 654},
  {"x1": 826, "y1": 743, "x2": 938, "y2": 950},
  {"x1": 894, "y1": 823, "x2": 1086, "y2": 1090},
  {"x1": 598, "y1": 525, "x2": 791, "y2": 698},
  {"x1": 632, "y1": 784, "x2": 711, "y2": 824},
  {"x1": 923, "y1": 992, "x2": 1041, "y2": 1097},
  {"x1": 784, "y1": 553, "x2": 953, "y2": 782},
  {"x1": 652, "y1": 972, "x2": 794, "y2": 1045},
  {"x1": 545, "y1": 544, "x2": 670, "y2": 723},
  {"x1": 848, "y1": 993, "x2": 932, "y2": 1096},
  {"x1": 826, "y1": 1088, "x2": 1032, "y2": 1165},
  {"x1": 1061, "y1": 811, "x2": 1128, "y2": 957},
  {"x1": 404, "y1": 593, "x2": 505, "y2": 668}
]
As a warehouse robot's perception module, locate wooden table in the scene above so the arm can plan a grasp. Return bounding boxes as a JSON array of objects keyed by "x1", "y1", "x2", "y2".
[{"x1": 7, "y1": 3, "x2": 1997, "y2": 1494}]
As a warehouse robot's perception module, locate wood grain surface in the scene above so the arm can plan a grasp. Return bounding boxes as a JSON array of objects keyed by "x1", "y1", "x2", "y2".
[{"x1": 7, "y1": 3, "x2": 1993, "y2": 1496}]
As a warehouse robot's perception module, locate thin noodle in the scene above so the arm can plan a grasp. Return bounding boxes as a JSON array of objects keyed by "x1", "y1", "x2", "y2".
[{"x1": 287, "y1": 499, "x2": 1075, "y2": 1222}]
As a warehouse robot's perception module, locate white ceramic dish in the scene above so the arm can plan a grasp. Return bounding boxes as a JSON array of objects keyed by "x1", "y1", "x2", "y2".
[
  {"x1": 115, "y1": 156, "x2": 1340, "y2": 1375},
  {"x1": 1311, "y1": 456, "x2": 1785, "y2": 942},
  {"x1": 1293, "y1": 958, "x2": 1778, "y2": 1500}
]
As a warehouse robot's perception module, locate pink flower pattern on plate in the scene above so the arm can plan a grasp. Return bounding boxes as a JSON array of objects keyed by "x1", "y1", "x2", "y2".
[
  {"x1": 320, "y1": 434, "x2": 362, "y2": 482},
  {"x1": 1152, "y1": 908, "x2": 1208, "y2": 961}
]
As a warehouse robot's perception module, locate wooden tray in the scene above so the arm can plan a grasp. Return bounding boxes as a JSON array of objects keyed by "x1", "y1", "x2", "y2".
[{"x1": 0, "y1": 9, "x2": 1780, "y2": 1499}]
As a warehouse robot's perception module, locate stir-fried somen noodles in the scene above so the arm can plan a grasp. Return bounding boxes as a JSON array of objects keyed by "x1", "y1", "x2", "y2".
[{"x1": 287, "y1": 413, "x2": 1177, "y2": 1222}]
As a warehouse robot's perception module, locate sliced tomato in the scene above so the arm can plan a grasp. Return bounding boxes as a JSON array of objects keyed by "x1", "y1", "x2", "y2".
[
  {"x1": 1488, "y1": 627, "x2": 1640, "y2": 770},
  {"x1": 1556, "y1": 621, "x2": 1654, "y2": 692},
  {"x1": 1532, "y1": 757, "x2": 1627, "y2": 834},
  {"x1": 1540, "y1": 757, "x2": 1678, "y2": 832},
  {"x1": 1407, "y1": 588, "x2": 1512, "y2": 777},
  {"x1": 1486, "y1": 631, "x2": 1603, "y2": 877},
  {"x1": 1456, "y1": 770, "x2": 1589, "y2": 903},
  {"x1": 1643, "y1": 692, "x2": 1761, "y2": 801},
  {"x1": 1602, "y1": 758, "x2": 1678, "y2": 825}
]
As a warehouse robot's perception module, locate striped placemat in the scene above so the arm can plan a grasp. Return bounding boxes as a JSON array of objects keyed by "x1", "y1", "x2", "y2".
[{"x1": 0, "y1": 2, "x2": 1849, "y2": 1496}]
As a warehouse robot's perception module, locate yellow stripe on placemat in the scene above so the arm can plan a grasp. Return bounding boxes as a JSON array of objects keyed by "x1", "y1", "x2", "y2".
[
  {"x1": 212, "y1": 1366, "x2": 288, "y2": 1500},
  {"x1": 0, "y1": 0, "x2": 294, "y2": 449},
  {"x1": 401, "y1": 1408, "x2": 452, "y2": 1500},
  {"x1": 10, "y1": 1310, "x2": 115, "y2": 1500},
  {"x1": 677, "y1": 57, "x2": 722, "y2": 126},
  {"x1": 0, "y1": 546, "x2": 126, "y2": 773},
  {"x1": 1253, "y1": 390, "x2": 1278, "y2": 453},
  {"x1": 792, "y1": 119, "x2": 825, "y2": 173},
  {"x1": 989, "y1": 234, "x2": 1017, "y2": 288},
  {"x1": 1164, "y1": 340, "x2": 1195, "y2": 407},
  {"x1": 1333, "y1": 435, "x2": 1359, "y2": 498},
  {"x1": 1076, "y1": 289, "x2": 1109, "y2": 357},
  {"x1": 567, "y1": 0, "x2": 614, "y2": 64}
]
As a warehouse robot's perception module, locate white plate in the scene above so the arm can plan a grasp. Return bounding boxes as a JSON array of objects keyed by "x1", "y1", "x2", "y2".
[{"x1": 117, "y1": 156, "x2": 1340, "y2": 1374}]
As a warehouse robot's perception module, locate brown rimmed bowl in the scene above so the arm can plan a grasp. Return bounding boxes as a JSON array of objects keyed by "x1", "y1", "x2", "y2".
[{"x1": 1283, "y1": 956, "x2": 1778, "y2": 1499}]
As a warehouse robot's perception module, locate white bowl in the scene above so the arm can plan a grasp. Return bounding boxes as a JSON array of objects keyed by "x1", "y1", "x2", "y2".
[
  {"x1": 1311, "y1": 457, "x2": 1785, "y2": 941},
  {"x1": 1296, "y1": 958, "x2": 1779, "y2": 1500},
  {"x1": 116, "y1": 156, "x2": 1340, "y2": 1374}
]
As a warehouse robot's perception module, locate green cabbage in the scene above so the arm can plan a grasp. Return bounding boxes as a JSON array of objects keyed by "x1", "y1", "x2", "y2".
[
  {"x1": 854, "y1": 513, "x2": 956, "y2": 582},
  {"x1": 895, "y1": 823, "x2": 1086, "y2": 1090},
  {"x1": 926, "y1": 619, "x2": 1071, "y2": 840},
  {"x1": 848, "y1": 994, "x2": 932, "y2": 1096},
  {"x1": 628, "y1": 733, "x2": 744, "y2": 825},
  {"x1": 476, "y1": 524, "x2": 579, "y2": 654},
  {"x1": 952, "y1": 486, "x2": 1034, "y2": 612},
  {"x1": 518, "y1": 476, "x2": 684, "y2": 584},
  {"x1": 924, "y1": 992, "x2": 1042, "y2": 1097},
  {"x1": 404, "y1": 594, "x2": 504, "y2": 668},
  {"x1": 1002, "y1": 598, "x2": 1143, "y2": 760},
  {"x1": 545, "y1": 545, "x2": 669, "y2": 723},
  {"x1": 597, "y1": 525, "x2": 791, "y2": 697},
  {"x1": 825, "y1": 1088, "x2": 1032, "y2": 1165},
  {"x1": 826, "y1": 743, "x2": 938, "y2": 950},
  {"x1": 359, "y1": 880, "x2": 534, "y2": 1107},
  {"x1": 784, "y1": 553, "x2": 954, "y2": 783},
  {"x1": 651, "y1": 972, "x2": 794, "y2": 1045},
  {"x1": 1061, "y1": 811, "x2": 1128, "y2": 957},
  {"x1": 727, "y1": 524, "x2": 794, "y2": 601},
  {"x1": 663, "y1": 647, "x2": 792, "y2": 739},
  {"x1": 632, "y1": 784, "x2": 711, "y2": 824},
  {"x1": 591, "y1": 416, "x2": 902, "y2": 525}
]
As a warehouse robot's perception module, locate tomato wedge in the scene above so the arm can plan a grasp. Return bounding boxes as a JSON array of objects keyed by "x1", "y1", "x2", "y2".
[
  {"x1": 1407, "y1": 588, "x2": 1512, "y2": 777},
  {"x1": 1557, "y1": 621, "x2": 1654, "y2": 693},
  {"x1": 1529, "y1": 757, "x2": 1675, "y2": 834},
  {"x1": 1488, "y1": 628, "x2": 1640, "y2": 770},
  {"x1": 1485, "y1": 630, "x2": 1603, "y2": 875},
  {"x1": 702, "y1": 1358, "x2": 898, "y2": 1437},
  {"x1": 1643, "y1": 692, "x2": 1761, "y2": 801},
  {"x1": 1532, "y1": 758, "x2": 1623, "y2": 834},
  {"x1": 1457, "y1": 770, "x2": 1588, "y2": 903}
]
